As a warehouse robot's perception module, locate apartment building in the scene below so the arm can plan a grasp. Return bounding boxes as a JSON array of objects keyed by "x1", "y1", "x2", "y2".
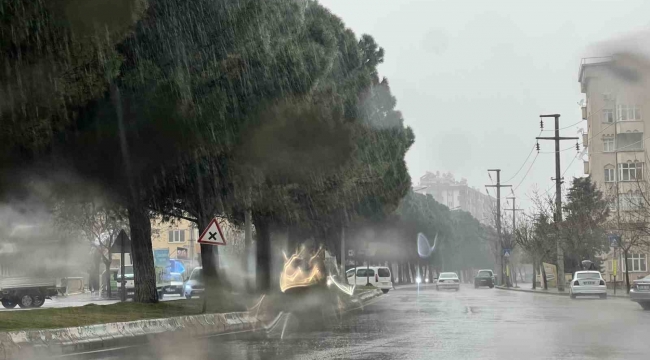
[
  {"x1": 579, "y1": 55, "x2": 650, "y2": 283},
  {"x1": 414, "y1": 171, "x2": 494, "y2": 225}
]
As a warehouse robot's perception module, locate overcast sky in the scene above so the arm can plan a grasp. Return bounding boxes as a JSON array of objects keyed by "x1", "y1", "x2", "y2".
[{"x1": 319, "y1": 0, "x2": 650, "y2": 210}]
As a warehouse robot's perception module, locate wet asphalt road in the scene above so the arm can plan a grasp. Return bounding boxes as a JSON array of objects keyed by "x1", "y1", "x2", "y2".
[{"x1": 62, "y1": 283, "x2": 649, "y2": 360}]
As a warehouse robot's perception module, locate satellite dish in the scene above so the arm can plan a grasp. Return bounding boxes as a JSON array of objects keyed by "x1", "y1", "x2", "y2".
[{"x1": 417, "y1": 233, "x2": 438, "y2": 258}]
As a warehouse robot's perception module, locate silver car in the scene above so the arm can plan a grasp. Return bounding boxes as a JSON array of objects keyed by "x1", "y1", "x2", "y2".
[
  {"x1": 630, "y1": 275, "x2": 650, "y2": 310},
  {"x1": 436, "y1": 272, "x2": 460, "y2": 291},
  {"x1": 569, "y1": 271, "x2": 606, "y2": 299}
]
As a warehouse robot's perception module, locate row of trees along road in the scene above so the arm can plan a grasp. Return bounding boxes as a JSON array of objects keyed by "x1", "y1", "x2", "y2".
[
  {"x1": 341, "y1": 191, "x2": 496, "y2": 284},
  {"x1": 0, "y1": 0, "x2": 414, "y2": 302},
  {"x1": 514, "y1": 177, "x2": 614, "y2": 290}
]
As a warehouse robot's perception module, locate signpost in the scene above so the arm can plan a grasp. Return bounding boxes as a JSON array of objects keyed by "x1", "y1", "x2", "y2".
[
  {"x1": 110, "y1": 230, "x2": 131, "y2": 302},
  {"x1": 197, "y1": 218, "x2": 227, "y2": 246},
  {"x1": 197, "y1": 218, "x2": 227, "y2": 313},
  {"x1": 609, "y1": 234, "x2": 620, "y2": 295},
  {"x1": 608, "y1": 234, "x2": 620, "y2": 248}
]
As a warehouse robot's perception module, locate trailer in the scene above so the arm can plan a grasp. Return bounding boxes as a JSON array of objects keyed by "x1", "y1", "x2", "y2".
[{"x1": 0, "y1": 277, "x2": 66, "y2": 308}]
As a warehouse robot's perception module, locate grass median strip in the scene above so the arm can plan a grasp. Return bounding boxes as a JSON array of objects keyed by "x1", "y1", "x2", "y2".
[{"x1": 0, "y1": 298, "x2": 246, "y2": 332}]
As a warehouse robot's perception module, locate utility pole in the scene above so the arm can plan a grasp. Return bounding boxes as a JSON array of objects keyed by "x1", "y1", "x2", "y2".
[
  {"x1": 486, "y1": 169, "x2": 512, "y2": 286},
  {"x1": 536, "y1": 114, "x2": 579, "y2": 292},
  {"x1": 504, "y1": 197, "x2": 523, "y2": 288},
  {"x1": 341, "y1": 208, "x2": 349, "y2": 282}
]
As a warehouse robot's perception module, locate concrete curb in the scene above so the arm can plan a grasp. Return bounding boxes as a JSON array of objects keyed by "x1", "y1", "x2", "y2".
[
  {"x1": 0, "y1": 311, "x2": 263, "y2": 360},
  {"x1": 495, "y1": 286, "x2": 629, "y2": 298},
  {"x1": 0, "y1": 290, "x2": 384, "y2": 359}
]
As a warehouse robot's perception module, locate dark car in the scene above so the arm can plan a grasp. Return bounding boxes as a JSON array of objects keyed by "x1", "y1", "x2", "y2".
[{"x1": 474, "y1": 270, "x2": 495, "y2": 288}]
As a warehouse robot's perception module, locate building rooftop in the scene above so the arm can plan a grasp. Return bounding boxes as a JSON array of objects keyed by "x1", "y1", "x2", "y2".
[{"x1": 578, "y1": 56, "x2": 613, "y2": 90}]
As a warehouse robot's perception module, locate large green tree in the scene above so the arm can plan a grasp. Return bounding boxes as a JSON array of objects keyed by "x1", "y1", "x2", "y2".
[
  {"x1": 60, "y1": 0, "x2": 395, "y2": 297},
  {"x1": 0, "y1": 0, "x2": 146, "y2": 175},
  {"x1": 562, "y1": 176, "x2": 609, "y2": 273}
]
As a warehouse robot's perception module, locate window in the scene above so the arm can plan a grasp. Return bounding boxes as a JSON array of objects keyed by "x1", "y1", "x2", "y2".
[
  {"x1": 439, "y1": 273, "x2": 458, "y2": 279},
  {"x1": 190, "y1": 269, "x2": 203, "y2": 281},
  {"x1": 625, "y1": 254, "x2": 648, "y2": 272},
  {"x1": 604, "y1": 168, "x2": 615, "y2": 182},
  {"x1": 620, "y1": 191, "x2": 644, "y2": 211},
  {"x1": 576, "y1": 272, "x2": 602, "y2": 279},
  {"x1": 617, "y1": 104, "x2": 641, "y2": 121},
  {"x1": 603, "y1": 137, "x2": 615, "y2": 152},
  {"x1": 603, "y1": 109, "x2": 615, "y2": 123},
  {"x1": 356, "y1": 269, "x2": 375, "y2": 277},
  {"x1": 619, "y1": 162, "x2": 643, "y2": 181},
  {"x1": 377, "y1": 268, "x2": 391, "y2": 277},
  {"x1": 168, "y1": 229, "x2": 185, "y2": 243},
  {"x1": 616, "y1": 133, "x2": 643, "y2": 151}
]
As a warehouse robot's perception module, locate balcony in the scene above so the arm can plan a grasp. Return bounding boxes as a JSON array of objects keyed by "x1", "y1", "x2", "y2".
[
  {"x1": 616, "y1": 121, "x2": 644, "y2": 135},
  {"x1": 616, "y1": 132, "x2": 644, "y2": 152}
]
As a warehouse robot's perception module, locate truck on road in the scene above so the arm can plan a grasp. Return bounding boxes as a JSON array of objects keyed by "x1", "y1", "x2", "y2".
[{"x1": 0, "y1": 277, "x2": 65, "y2": 308}]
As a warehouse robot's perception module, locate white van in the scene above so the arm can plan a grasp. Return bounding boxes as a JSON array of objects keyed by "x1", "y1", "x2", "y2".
[{"x1": 346, "y1": 266, "x2": 393, "y2": 293}]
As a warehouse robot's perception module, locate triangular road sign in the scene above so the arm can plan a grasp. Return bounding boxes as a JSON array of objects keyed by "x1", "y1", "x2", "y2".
[{"x1": 198, "y1": 218, "x2": 227, "y2": 246}]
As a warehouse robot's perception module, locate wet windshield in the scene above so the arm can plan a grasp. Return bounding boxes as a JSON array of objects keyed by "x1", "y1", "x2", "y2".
[
  {"x1": 5, "y1": 1, "x2": 650, "y2": 359},
  {"x1": 190, "y1": 270, "x2": 203, "y2": 282}
]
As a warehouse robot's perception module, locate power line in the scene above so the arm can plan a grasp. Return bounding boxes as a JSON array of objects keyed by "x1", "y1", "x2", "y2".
[
  {"x1": 562, "y1": 153, "x2": 579, "y2": 178},
  {"x1": 503, "y1": 132, "x2": 542, "y2": 184},
  {"x1": 538, "y1": 145, "x2": 578, "y2": 154},
  {"x1": 542, "y1": 119, "x2": 584, "y2": 132},
  {"x1": 512, "y1": 153, "x2": 539, "y2": 192}
]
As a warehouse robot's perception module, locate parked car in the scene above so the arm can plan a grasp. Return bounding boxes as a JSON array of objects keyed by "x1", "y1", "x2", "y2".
[
  {"x1": 164, "y1": 272, "x2": 184, "y2": 296},
  {"x1": 115, "y1": 266, "x2": 168, "y2": 300},
  {"x1": 436, "y1": 272, "x2": 460, "y2": 291},
  {"x1": 474, "y1": 270, "x2": 495, "y2": 288},
  {"x1": 569, "y1": 271, "x2": 607, "y2": 299},
  {"x1": 345, "y1": 266, "x2": 393, "y2": 293},
  {"x1": 183, "y1": 267, "x2": 204, "y2": 299},
  {"x1": 630, "y1": 274, "x2": 650, "y2": 310}
]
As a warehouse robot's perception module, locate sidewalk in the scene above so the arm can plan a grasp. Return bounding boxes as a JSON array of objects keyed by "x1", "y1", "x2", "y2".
[{"x1": 496, "y1": 285, "x2": 629, "y2": 298}]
